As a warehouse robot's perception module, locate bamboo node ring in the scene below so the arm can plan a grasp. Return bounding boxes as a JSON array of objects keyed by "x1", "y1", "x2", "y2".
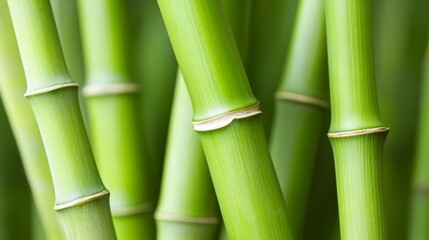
[
  {"x1": 154, "y1": 212, "x2": 219, "y2": 225},
  {"x1": 24, "y1": 83, "x2": 79, "y2": 97},
  {"x1": 54, "y1": 190, "x2": 110, "y2": 211},
  {"x1": 111, "y1": 202, "x2": 153, "y2": 217},
  {"x1": 328, "y1": 126, "x2": 390, "y2": 138},
  {"x1": 83, "y1": 83, "x2": 140, "y2": 97},
  {"x1": 192, "y1": 102, "x2": 262, "y2": 131},
  {"x1": 275, "y1": 91, "x2": 330, "y2": 109}
]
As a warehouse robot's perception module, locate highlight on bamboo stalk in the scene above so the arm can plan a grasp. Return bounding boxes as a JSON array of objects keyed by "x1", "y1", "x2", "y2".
[
  {"x1": 270, "y1": 0, "x2": 329, "y2": 238},
  {"x1": 325, "y1": 0, "x2": 389, "y2": 238},
  {"x1": 76, "y1": 0, "x2": 155, "y2": 239},
  {"x1": 409, "y1": 31, "x2": 429, "y2": 240},
  {"x1": 157, "y1": 0, "x2": 294, "y2": 238},
  {"x1": 0, "y1": 1, "x2": 65, "y2": 239},
  {"x1": 155, "y1": 72, "x2": 219, "y2": 240},
  {"x1": 6, "y1": 0, "x2": 116, "y2": 239}
]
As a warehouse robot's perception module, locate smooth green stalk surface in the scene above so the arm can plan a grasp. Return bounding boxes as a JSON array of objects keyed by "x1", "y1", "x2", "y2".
[
  {"x1": 7, "y1": 0, "x2": 116, "y2": 238},
  {"x1": 130, "y1": 0, "x2": 177, "y2": 195},
  {"x1": 246, "y1": 0, "x2": 298, "y2": 135},
  {"x1": 0, "y1": 100, "x2": 32, "y2": 240},
  {"x1": 156, "y1": 73, "x2": 219, "y2": 239},
  {"x1": 325, "y1": 0, "x2": 388, "y2": 238},
  {"x1": 0, "y1": 2, "x2": 64, "y2": 239},
  {"x1": 77, "y1": 0, "x2": 155, "y2": 238},
  {"x1": 410, "y1": 37, "x2": 429, "y2": 240},
  {"x1": 270, "y1": 0, "x2": 328, "y2": 237},
  {"x1": 158, "y1": 1, "x2": 293, "y2": 239}
]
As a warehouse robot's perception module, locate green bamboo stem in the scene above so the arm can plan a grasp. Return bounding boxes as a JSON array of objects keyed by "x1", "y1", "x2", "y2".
[
  {"x1": 131, "y1": 0, "x2": 178, "y2": 196},
  {"x1": 0, "y1": 2, "x2": 65, "y2": 239},
  {"x1": 157, "y1": 1, "x2": 293, "y2": 239},
  {"x1": 409, "y1": 35, "x2": 429, "y2": 240},
  {"x1": 246, "y1": 0, "x2": 299, "y2": 135},
  {"x1": 156, "y1": 73, "x2": 219, "y2": 239},
  {"x1": 325, "y1": 0, "x2": 388, "y2": 238},
  {"x1": 270, "y1": 0, "x2": 328, "y2": 237},
  {"x1": 0, "y1": 100, "x2": 32, "y2": 240},
  {"x1": 7, "y1": 0, "x2": 116, "y2": 239},
  {"x1": 76, "y1": 0, "x2": 155, "y2": 238}
]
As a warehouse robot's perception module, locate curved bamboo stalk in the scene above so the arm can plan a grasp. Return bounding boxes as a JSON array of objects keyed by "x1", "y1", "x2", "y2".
[
  {"x1": 6, "y1": 0, "x2": 116, "y2": 238},
  {"x1": 325, "y1": 0, "x2": 388, "y2": 238},
  {"x1": 270, "y1": 0, "x2": 328, "y2": 237},
  {"x1": 76, "y1": 0, "x2": 155, "y2": 238},
  {"x1": 157, "y1": 0, "x2": 293, "y2": 238}
]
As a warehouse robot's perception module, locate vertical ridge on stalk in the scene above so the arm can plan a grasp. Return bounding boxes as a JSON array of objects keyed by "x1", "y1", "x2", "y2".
[
  {"x1": 157, "y1": 0, "x2": 293, "y2": 239},
  {"x1": 325, "y1": 0, "x2": 389, "y2": 238},
  {"x1": 76, "y1": 0, "x2": 155, "y2": 238},
  {"x1": 7, "y1": 0, "x2": 116, "y2": 238},
  {"x1": 270, "y1": 0, "x2": 329, "y2": 237}
]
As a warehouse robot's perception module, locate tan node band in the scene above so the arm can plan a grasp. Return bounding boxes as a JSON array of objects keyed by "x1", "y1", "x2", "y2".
[
  {"x1": 83, "y1": 83, "x2": 140, "y2": 97},
  {"x1": 154, "y1": 212, "x2": 219, "y2": 225},
  {"x1": 25, "y1": 83, "x2": 79, "y2": 97},
  {"x1": 413, "y1": 184, "x2": 429, "y2": 194},
  {"x1": 328, "y1": 127, "x2": 390, "y2": 138},
  {"x1": 192, "y1": 102, "x2": 262, "y2": 132},
  {"x1": 112, "y1": 202, "x2": 153, "y2": 217},
  {"x1": 54, "y1": 190, "x2": 110, "y2": 211},
  {"x1": 275, "y1": 92, "x2": 329, "y2": 109}
]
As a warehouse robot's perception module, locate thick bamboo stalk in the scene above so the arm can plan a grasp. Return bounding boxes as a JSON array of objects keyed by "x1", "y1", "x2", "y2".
[
  {"x1": 76, "y1": 0, "x2": 155, "y2": 238},
  {"x1": 0, "y1": 2, "x2": 65, "y2": 239},
  {"x1": 270, "y1": 0, "x2": 328, "y2": 237},
  {"x1": 325, "y1": 0, "x2": 389, "y2": 238},
  {"x1": 246, "y1": 0, "x2": 298, "y2": 135},
  {"x1": 6, "y1": 0, "x2": 116, "y2": 238},
  {"x1": 156, "y1": 73, "x2": 219, "y2": 239},
  {"x1": 157, "y1": 0, "x2": 293, "y2": 239},
  {"x1": 131, "y1": 0, "x2": 178, "y2": 196},
  {"x1": 0, "y1": 101, "x2": 32, "y2": 240},
  {"x1": 409, "y1": 35, "x2": 429, "y2": 240}
]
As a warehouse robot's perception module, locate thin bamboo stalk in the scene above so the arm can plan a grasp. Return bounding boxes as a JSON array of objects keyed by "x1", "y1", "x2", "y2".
[
  {"x1": 270, "y1": 0, "x2": 328, "y2": 237},
  {"x1": 130, "y1": 0, "x2": 178, "y2": 196},
  {"x1": 325, "y1": 0, "x2": 389, "y2": 238},
  {"x1": 0, "y1": 2, "x2": 65, "y2": 239},
  {"x1": 246, "y1": 0, "x2": 299, "y2": 135},
  {"x1": 156, "y1": 73, "x2": 219, "y2": 239},
  {"x1": 157, "y1": 0, "x2": 293, "y2": 238},
  {"x1": 409, "y1": 34, "x2": 429, "y2": 240},
  {"x1": 76, "y1": 0, "x2": 155, "y2": 238},
  {"x1": 6, "y1": 0, "x2": 116, "y2": 238},
  {"x1": 0, "y1": 100, "x2": 32, "y2": 240}
]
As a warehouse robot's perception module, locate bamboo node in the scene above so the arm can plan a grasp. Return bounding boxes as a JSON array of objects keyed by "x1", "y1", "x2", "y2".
[
  {"x1": 83, "y1": 83, "x2": 140, "y2": 97},
  {"x1": 24, "y1": 83, "x2": 79, "y2": 97},
  {"x1": 111, "y1": 202, "x2": 153, "y2": 217},
  {"x1": 327, "y1": 127, "x2": 390, "y2": 138},
  {"x1": 54, "y1": 190, "x2": 110, "y2": 211},
  {"x1": 154, "y1": 212, "x2": 219, "y2": 225},
  {"x1": 192, "y1": 102, "x2": 262, "y2": 131},
  {"x1": 275, "y1": 91, "x2": 330, "y2": 109}
]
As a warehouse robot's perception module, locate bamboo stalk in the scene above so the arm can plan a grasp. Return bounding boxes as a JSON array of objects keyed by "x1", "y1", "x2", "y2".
[
  {"x1": 0, "y1": 100, "x2": 32, "y2": 240},
  {"x1": 6, "y1": 0, "x2": 116, "y2": 238},
  {"x1": 0, "y1": 2, "x2": 65, "y2": 239},
  {"x1": 409, "y1": 34, "x2": 429, "y2": 240},
  {"x1": 270, "y1": 0, "x2": 328, "y2": 237},
  {"x1": 130, "y1": 0, "x2": 178, "y2": 196},
  {"x1": 325, "y1": 0, "x2": 389, "y2": 238},
  {"x1": 246, "y1": 0, "x2": 299, "y2": 135},
  {"x1": 156, "y1": 73, "x2": 219, "y2": 239},
  {"x1": 76, "y1": 0, "x2": 155, "y2": 238},
  {"x1": 157, "y1": 1, "x2": 293, "y2": 239}
]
